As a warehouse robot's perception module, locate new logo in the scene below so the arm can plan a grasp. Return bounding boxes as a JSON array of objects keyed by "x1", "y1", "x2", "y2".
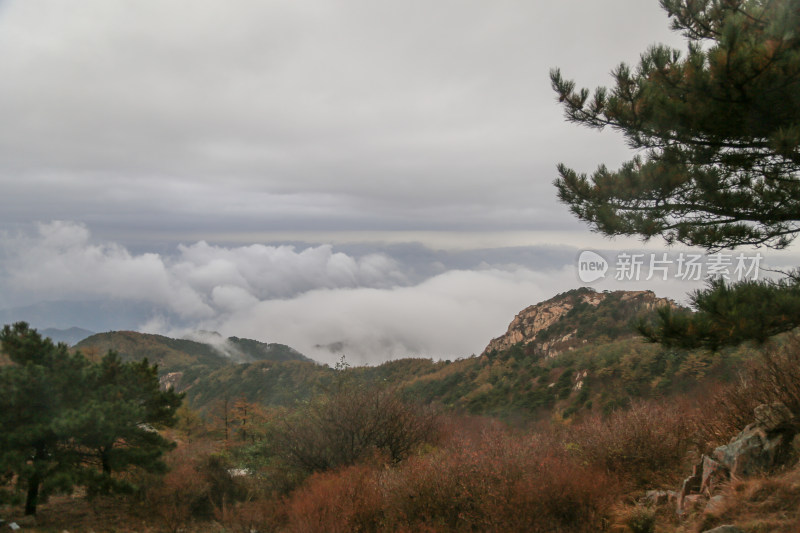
[{"x1": 577, "y1": 250, "x2": 608, "y2": 283}]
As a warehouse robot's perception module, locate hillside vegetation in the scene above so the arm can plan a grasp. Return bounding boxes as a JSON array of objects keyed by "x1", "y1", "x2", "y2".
[
  {"x1": 3, "y1": 288, "x2": 798, "y2": 532},
  {"x1": 173, "y1": 289, "x2": 741, "y2": 425},
  {"x1": 55, "y1": 289, "x2": 749, "y2": 426}
]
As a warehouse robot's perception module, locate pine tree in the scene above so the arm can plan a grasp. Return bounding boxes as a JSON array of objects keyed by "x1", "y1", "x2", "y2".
[
  {"x1": 551, "y1": 0, "x2": 800, "y2": 249},
  {"x1": 0, "y1": 323, "x2": 88, "y2": 515},
  {"x1": 637, "y1": 276, "x2": 800, "y2": 349},
  {"x1": 73, "y1": 351, "x2": 182, "y2": 496},
  {"x1": 0, "y1": 323, "x2": 183, "y2": 515},
  {"x1": 552, "y1": 1, "x2": 800, "y2": 347}
]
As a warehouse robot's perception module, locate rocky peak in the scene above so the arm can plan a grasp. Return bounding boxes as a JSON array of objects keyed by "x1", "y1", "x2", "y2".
[{"x1": 482, "y1": 288, "x2": 674, "y2": 357}]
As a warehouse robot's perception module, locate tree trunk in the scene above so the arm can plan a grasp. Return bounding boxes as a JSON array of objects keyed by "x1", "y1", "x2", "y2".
[
  {"x1": 24, "y1": 472, "x2": 40, "y2": 516},
  {"x1": 101, "y1": 448, "x2": 112, "y2": 475}
]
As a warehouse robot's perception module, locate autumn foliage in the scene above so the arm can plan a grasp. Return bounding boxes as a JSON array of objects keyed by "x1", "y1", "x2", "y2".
[{"x1": 281, "y1": 421, "x2": 618, "y2": 533}]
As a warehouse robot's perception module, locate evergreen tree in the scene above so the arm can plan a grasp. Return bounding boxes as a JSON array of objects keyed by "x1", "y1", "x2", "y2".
[
  {"x1": 551, "y1": 0, "x2": 800, "y2": 249},
  {"x1": 637, "y1": 276, "x2": 800, "y2": 349},
  {"x1": 0, "y1": 323, "x2": 88, "y2": 515},
  {"x1": 0, "y1": 322, "x2": 182, "y2": 515},
  {"x1": 552, "y1": 1, "x2": 800, "y2": 347},
  {"x1": 73, "y1": 351, "x2": 183, "y2": 496}
]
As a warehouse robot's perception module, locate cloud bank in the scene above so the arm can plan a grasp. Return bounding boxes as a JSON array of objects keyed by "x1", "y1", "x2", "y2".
[
  {"x1": 6, "y1": 222, "x2": 795, "y2": 365},
  {"x1": 2, "y1": 221, "x2": 405, "y2": 317},
  {"x1": 1, "y1": 221, "x2": 584, "y2": 364}
]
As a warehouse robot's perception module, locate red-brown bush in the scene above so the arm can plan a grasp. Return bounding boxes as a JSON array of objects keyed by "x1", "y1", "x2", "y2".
[
  {"x1": 275, "y1": 381, "x2": 442, "y2": 475},
  {"x1": 143, "y1": 443, "x2": 213, "y2": 532},
  {"x1": 563, "y1": 399, "x2": 700, "y2": 488},
  {"x1": 142, "y1": 440, "x2": 252, "y2": 532},
  {"x1": 284, "y1": 464, "x2": 385, "y2": 533},
  {"x1": 281, "y1": 421, "x2": 618, "y2": 532}
]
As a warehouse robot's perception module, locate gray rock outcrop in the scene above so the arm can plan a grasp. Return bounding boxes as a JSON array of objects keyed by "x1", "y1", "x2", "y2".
[
  {"x1": 676, "y1": 402, "x2": 797, "y2": 515},
  {"x1": 711, "y1": 402, "x2": 795, "y2": 478}
]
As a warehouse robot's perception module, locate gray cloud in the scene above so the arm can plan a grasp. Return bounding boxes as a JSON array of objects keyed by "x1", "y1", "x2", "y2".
[
  {"x1": 7, "y1": 3, "x2": 778, "y2": 364},
  {"x1": 0, "y1": 0, "x2": 683, "y2": 243}
]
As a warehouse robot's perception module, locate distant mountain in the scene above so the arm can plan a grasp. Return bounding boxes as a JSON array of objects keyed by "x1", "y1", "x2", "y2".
[
  {"x1": 391, "y1": 288, "x2": 732, "y2": 419},
  {"x1": 41, "y1": 327, "x2": 96, "y2": 346},
  {"x1": 181, "y1": 330, "x2": 312, "y2": 364},
  {"x1": 228, "y1": 336, "x2": 313, "y2": 363},
  {"x1": 74, "y1": 331, "x2": 311, "y2": 375}
]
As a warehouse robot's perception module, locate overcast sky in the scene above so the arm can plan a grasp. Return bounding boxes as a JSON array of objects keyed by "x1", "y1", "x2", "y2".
[{"x1": 1, "y1": 1, "x2": 795, "y2": 364}]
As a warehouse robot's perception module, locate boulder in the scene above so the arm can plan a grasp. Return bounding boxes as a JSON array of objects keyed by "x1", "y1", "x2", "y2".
[
  {"x1": 713, "y1": 426, "x2": 784, "y2": 478},
  {"x1": 677, "y1": 459, "x2": 704, "y2": 514},
  {"x1": 675, "y1": 403, "x2": 798, "y2": 516},
  {"x1": 711, "y1": 402, "x2": 797, "y2": 478}
]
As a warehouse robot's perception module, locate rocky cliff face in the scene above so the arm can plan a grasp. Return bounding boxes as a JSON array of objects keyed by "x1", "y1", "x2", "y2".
[{"x1": 482, "y1": 288, "x2": 675, "y2": 357}]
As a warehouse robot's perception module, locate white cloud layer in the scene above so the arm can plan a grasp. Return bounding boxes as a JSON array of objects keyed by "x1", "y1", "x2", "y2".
[
  {"x1": 2, "y1": 221, "x2": 405, "y2": 320},
  {"x1": 0, "y1": 221, "x2": 582, "y2": 363},
  {"x1": 200, "y1": 267, "x2": 581, "y2": 365},
  {"x1": 4, "y1": 222, "x2": 798, "y2": 365}
]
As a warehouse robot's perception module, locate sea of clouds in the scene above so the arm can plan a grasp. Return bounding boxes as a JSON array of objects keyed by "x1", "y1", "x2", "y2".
[
  {"x1": 0, "y1": 221, "x2": 588, "y2": 364},
  {"x1": 6, "y1": 221, "x2": 791, "y2": 365}
]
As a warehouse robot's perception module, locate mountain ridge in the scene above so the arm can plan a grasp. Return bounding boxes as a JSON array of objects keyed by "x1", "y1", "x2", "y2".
[
  {"x1": 482, "y1": 287, "x2": 676, "y2": 358},
  {"x1": 73, "y1": 330, "x2": 312, "y2": 373}
]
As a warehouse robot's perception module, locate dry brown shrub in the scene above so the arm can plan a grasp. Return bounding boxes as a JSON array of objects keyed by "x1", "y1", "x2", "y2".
[
  {"x1": 143, "y1": 444, "x2": 212, "y2": 533},
  {"x1": 283, "y1": 464, "x2": 384, "y2": 533},
  {"x1": 276, "y1": 382, "x2": 442, "y2": 473},
  {"x1": 280, "y1": 419, "x2": 619, "y2": 533},
  {"x1": 692, "y1": 470, "x2": 800, "y2": 533},
  {"x1": 564, "y1": 398, "x2": 701, "y2": 488},
  {"x1": 214, "y1": 498, "x2": 287, "y2": 533},
  {"x1": 141, "y1": 440, "x2": 250, "y2": 532}
]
